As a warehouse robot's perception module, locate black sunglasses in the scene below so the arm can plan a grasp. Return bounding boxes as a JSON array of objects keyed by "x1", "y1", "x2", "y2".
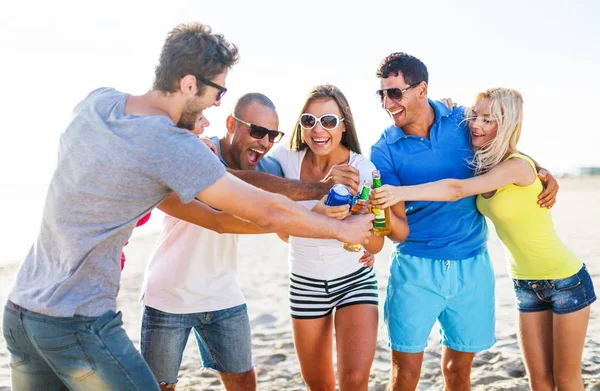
[
  {"x1": 232, "y1": 116, "x2": 284, "y2": 143},
  {"x1": 376, "y1": 83, "x2": 421, "y2": 103},
  {"x1": 195, "y1": 75, "x2": 227, "y2": 101}
]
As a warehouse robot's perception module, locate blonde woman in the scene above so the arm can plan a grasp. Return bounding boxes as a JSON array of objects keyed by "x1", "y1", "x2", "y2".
[{"x1": 371, "y1": 88, "x2": 595, "y2": 391}]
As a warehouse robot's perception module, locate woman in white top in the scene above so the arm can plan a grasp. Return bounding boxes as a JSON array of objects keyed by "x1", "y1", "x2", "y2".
[{"x1": 272, "y1": 85, "x2": 386, "y2": 391}]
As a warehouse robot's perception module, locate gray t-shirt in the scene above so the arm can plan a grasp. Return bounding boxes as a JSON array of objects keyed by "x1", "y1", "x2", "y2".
[{"x1": 9, "y1": 88, "x2": 226, "y2": 317}]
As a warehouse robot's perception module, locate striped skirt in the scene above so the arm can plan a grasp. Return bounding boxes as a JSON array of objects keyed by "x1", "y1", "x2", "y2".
[{"x1": 289, "y1": 267, "x2": 379, "y2": 319}]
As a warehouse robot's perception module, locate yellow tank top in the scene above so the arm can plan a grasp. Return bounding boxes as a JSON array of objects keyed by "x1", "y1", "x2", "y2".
[{"x1": 476, "y1": 154, "x2": 581, "y2": 280}]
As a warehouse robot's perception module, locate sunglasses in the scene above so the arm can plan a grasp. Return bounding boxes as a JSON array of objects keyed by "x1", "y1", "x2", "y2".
[
  {"x1": 299, "y1": 113, "x2": 344, "y2": 130},
  {"x1": 232, "y1": 116, "x2": 284, "y2": 143},
  {"x1": 195, "y1": 75, "x2": 227, "y2": 101},
  {"x1": 376, "y1": 83, "x2": 421, "y2": 103}
]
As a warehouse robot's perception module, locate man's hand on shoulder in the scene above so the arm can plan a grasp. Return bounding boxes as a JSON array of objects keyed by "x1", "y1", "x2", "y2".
[
  {"x1": 198, "y1": 136, "x2": 218, "y2": 156},
  {"x1": 538, "y1": 169, "x2": 559, "y2": 209},
  {"x1": 440, "y1": 97, "x2": 457, "y2": 110}
]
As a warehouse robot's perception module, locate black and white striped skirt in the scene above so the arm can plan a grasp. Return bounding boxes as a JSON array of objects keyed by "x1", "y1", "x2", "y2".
[{"x1": 289, "y1": 267, "x2": 379, "y2": 319}]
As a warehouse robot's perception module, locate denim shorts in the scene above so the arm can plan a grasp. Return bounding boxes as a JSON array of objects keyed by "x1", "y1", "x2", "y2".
[
  {"x1": 385, "y1": 251, "x2": 496, "y2": 353},
  {"x1": 140, "y1": 303, "x2": 252, "y2": 385},
  {"x1": 3, "y1": 301, "x2": 159, "y2": 391},
  {"x1": 513, "y1": 264, "x2": 597, "y2": 314}
]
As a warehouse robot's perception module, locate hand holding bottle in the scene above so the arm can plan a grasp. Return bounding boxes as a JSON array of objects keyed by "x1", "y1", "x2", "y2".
[
  {"x1": 336, "y1": 213, "x2": 374, "y2": 246},
  {"x1": 370, "y1": 184, "x2": 405, "y2": 209}
]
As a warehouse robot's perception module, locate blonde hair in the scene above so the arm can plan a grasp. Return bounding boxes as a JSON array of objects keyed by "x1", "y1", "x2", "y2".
[{"x1": 466, "y1": 88, "x2": 524, "y2": 175}]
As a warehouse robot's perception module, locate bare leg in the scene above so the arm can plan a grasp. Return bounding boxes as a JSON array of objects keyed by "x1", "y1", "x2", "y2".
[
  {"x1": 441, "y1": 347, "x2": 474, "y2": 391},
  {"x1": 518, "y1": 310, "x2": 554, "y2": 391},
  {"x1": 553, "y1": 306, "x2": 590, "y2": 390},
  {"x1": 219, "y1": 369, "x2": 257, "y2": 391},
  {"x1": 388, "y1": 350, "x2": 424, "y2": 391},
  {"x1": 334, "y1": 304, "x2": 378, "y2": 391},
  {"x1": 292, "y1": 315, "x2": 335, "y2": 391}
]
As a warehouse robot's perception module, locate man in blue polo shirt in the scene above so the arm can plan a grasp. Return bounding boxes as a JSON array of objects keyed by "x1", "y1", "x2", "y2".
[{"x1": 370, "y1": 52, "x2": 558, "y2": 391}]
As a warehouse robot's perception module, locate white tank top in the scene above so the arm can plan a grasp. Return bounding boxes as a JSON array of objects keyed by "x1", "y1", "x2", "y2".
[{"x1": 271, "y1": 147, "x2": 376, "y2": 280}]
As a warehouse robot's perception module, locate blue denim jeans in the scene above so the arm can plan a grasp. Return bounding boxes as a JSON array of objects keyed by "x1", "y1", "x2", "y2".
[
  {"x1": 140, "y1": 304, "x2": 253, "y2": 385},
  {"x1": 3, "y1": 301, "x2": 159, "y2": 391},
  {"x1": 513, "y1": 264, "x2": 597, "y2": 314}
]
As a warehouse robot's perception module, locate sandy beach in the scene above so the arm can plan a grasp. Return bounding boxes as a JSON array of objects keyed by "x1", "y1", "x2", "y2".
[{"x1": 1, "y1": 177, "x2": 599, "y2": 390}]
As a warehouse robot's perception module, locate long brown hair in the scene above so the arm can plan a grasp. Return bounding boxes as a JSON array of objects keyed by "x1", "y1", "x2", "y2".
[{"x1": 289, "y1": 84, "x2": 362, "y2": 154}]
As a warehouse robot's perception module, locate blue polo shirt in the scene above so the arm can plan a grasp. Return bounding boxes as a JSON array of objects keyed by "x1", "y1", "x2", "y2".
[{"x1": 370, "y1": 100, "x2": 487, "y2": 260}]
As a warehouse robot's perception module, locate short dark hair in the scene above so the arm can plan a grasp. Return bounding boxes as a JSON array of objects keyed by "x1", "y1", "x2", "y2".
[
  {"x1": 376, "y1": 52, "x2": 428, "y2": 85},
  {"x1": 153, "y1": 22, "x2": 239, "y2": 95},
  {"x1": 290, "y1": 85, "x2": 362, "y2": 154},
  {"x1": 233, "y1": 93, "x2": 276, "y2": 118}
]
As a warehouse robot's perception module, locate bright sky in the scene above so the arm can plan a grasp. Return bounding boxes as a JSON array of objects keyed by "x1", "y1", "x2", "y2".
[{"x1": 1, "y1": 0, "x2": 599, "y2": 261}]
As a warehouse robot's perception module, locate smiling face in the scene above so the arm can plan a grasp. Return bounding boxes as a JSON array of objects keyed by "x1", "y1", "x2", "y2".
[
  {"x1": 468, "y1": 98, "x2": 499, "y2": 149},
  {"x1": 380, "y1": 73, "x2": 421, "y2": 129},
  {"x1": 227, "y1": 101, "x2": 279, "y2": 170},
  {"x1": 300, "y1": 98, "x2": 345, "y2": 157}
]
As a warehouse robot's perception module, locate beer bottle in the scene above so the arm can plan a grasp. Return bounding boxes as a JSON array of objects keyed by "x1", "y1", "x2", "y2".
[
  {"x1": 343, "y1": 183, "x2": 372, "y2": 252},
  {"x1": 371, "y1": 170, "x2": 392, "y2": 237}
]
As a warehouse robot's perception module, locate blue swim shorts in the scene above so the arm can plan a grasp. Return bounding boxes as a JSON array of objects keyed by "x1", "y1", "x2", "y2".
[{"x1": 384, "y1": 251, "x2": 496, "y2": 353}]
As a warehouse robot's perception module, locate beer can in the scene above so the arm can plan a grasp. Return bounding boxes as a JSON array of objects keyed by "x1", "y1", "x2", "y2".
[{"x1": 325, "y1": 184, "x2": 352, "y2": 206}]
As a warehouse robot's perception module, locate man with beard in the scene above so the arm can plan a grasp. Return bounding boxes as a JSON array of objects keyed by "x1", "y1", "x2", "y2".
[{"x1": 3, "y1": 23, "x2": 374, "y2": 391}]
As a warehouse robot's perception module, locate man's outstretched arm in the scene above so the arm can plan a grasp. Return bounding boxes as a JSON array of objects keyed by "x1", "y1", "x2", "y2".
[
  {"x1": 158, "y1": 193, "x2": 269, "y2": 235},
  {"x1": 228, "y1": 163, "x2": 361, "y2": 201},
  {"x1": 196, "y1": 172, "x2": 374, "y2": 244},
  {"x1": 228, "y1": 169, "x2": 328, "y2": 201}
]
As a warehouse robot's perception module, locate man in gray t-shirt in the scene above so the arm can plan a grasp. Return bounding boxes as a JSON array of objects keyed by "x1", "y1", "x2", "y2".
[{"x1": 3, "y1": 22, "x2": 374, "y2": 391}]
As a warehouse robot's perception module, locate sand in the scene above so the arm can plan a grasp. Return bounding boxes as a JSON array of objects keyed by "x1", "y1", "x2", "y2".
[{"x1": 1, "y1": 177, "x2": 600, "y2": 390}]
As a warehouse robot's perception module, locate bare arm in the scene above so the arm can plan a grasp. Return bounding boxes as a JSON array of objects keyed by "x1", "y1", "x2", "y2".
[
  {"x1": 196, "y1": 173, "x2": 374, "y2": 244},
  {"x1": 387, "y1": 201, "x2": 410, "y2": 243},
  {"x1": 228, "y1": 169, "x2": 329, "y2": 201},
  {"x1": 363, "y1": 230, "x2": 384, "y2": 254},
  {"x1": 371, "y1": 159, "x2": 534, "y2": 208},
  {"x1": 227, "y1": 163, "x2": 362, "y2": 201},
  {"x1": 276, "y1": 233, "x2": 289, "y2": 243},
  {"x1": 158, "y1": 193, "x2": 269, "y2": 235}
]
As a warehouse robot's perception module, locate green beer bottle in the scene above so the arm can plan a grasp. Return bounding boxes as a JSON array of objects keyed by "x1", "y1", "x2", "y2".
[
  {"x1": 343, "y1": 183, "x2": 372, "y2": 252},
  {"x1": 371, "y1": 170, "x2": 391, "y2": 236}
]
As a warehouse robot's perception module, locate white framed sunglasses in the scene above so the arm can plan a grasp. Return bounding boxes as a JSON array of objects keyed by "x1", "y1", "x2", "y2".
[{"x1": 299, "y1": 113, "x2": 345, "y2": 130}]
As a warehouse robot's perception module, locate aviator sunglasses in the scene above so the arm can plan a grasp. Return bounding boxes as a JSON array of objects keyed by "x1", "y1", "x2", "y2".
[
  {"x1": 376, "y1": 83, "x2": 421, "y2": 103},
  {"x1": 232, "y1": 116, "x2": 284, "y2": 143},
  {"x1": 195, "y1": 75, "x2": 227, "y2": 101},
  {"x1": 299, "y1": 113, "x2": 344, "y2": 130}
]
